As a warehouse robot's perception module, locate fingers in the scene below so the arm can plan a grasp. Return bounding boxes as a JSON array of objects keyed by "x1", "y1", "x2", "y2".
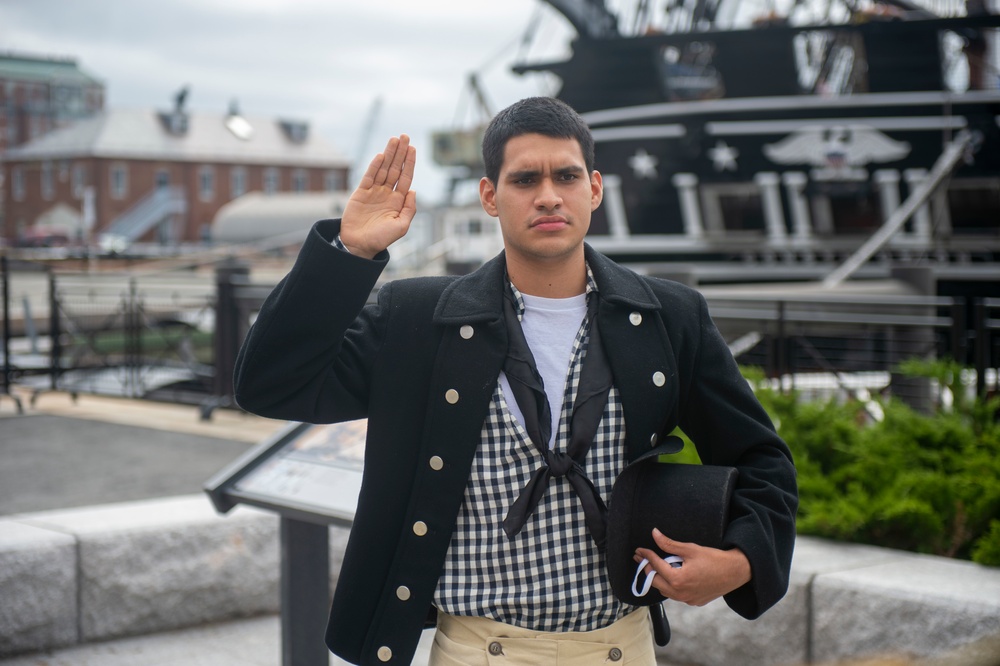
[
  {"x1": 357, "y1": 152, "x2": 383, "y2": 191},
  {"x1": 394, "y1": 143, "x2": 417, "y2": 195},
  {"x1": 357, "y1": 135, "x2": 415, "y2": 193},
  {"x1": 375, "y1": 136, "x2": 401, "y2": 188}
]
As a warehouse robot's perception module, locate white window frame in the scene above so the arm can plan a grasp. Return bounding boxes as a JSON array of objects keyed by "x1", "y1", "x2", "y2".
[
  {"x1": 41, "y1": 161, "x2": 54, "y2": 200},
  {"x1": 264, "y1": 167, "x2": 280, "y2": 194},
  {"x1": 230, "y1": 166, "x2": 247, "y2": 198},
  {"x1": 198, "y1": 165, "x2": 216, "y2": 202},
  {"x1": 292, "y1": 168, "x2": 308, "y2": 192},
  {"x1": 324, "y1": 169, "x2": 345, "y2": 192},
  {"x1": 110, "y1": 162, "x2": 128, "y2": 200},
  {"x1": 72, "y1": 163, "x2": 86, "y2": 198},
  {"x1": 12, "y1": 166, "x2": 25, "y2": 201}
]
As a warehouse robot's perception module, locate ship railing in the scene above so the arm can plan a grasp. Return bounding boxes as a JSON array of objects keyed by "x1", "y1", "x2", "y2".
[
  {"x1": 822, "y1": 131, "x2": 974, "y2": 288},
  {"x1": 705, "y1": 289, "x2": 998, "y2": 413}
]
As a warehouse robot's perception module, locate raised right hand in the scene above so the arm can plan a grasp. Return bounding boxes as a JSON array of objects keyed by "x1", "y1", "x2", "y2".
[{"x1": 339, "y1": 134, "x2": 417, "y2": 259}]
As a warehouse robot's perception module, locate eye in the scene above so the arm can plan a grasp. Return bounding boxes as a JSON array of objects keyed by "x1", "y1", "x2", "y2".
[{"x1": 557, "y1": 172, "x2": 579, "y2": 182}]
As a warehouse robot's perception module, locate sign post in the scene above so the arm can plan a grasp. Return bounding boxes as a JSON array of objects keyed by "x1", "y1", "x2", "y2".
[{"x1": 205, "y1": 419, "x2": 367, "y2": 666}]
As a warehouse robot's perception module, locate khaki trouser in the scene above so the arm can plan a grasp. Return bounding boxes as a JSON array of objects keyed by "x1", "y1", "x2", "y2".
[{"x1": 428, "y1": 608, "x2": 656, "y2": 666}]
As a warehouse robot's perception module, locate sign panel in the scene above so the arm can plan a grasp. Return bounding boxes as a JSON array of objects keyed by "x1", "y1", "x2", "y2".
[{"x1": 205, "y1": 419, "x2": 367, "y2": 525}]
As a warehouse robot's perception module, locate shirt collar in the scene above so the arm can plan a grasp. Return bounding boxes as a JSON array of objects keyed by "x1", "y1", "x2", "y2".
[{"x1": 507, "y1": 263, "x2": 598, "y2": 322}]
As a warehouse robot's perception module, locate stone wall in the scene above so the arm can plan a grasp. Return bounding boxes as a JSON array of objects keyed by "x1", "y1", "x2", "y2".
[{"x1": 2, "y1": 495, "x2": 998, "y2": 664}]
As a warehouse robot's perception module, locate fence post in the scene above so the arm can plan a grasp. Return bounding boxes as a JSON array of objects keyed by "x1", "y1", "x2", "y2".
[
  {"x1": 776, "y1": 300, "x2": 787, "y2": 390},
  {"x1": 207, "y1": 259, "x2": 249, "y2": 419},
  {"x1": 1, "y1": 255, "x2": 23, "y2": 413},
  {"x1": 950, "y1": 299, "x2": 967, "y2": 365},
  {"x1": 48, "y1": 269, "x2": 61, "y2": 393},
  {"x1": 974, "y1": 298, "x2": 987, "y2": 398},
  {"x1": 125, "y1": 277, "x2": 138, "y2": 398},
  {"x1": 889, "y1": 267, "x2": 935, "y2": 413}
]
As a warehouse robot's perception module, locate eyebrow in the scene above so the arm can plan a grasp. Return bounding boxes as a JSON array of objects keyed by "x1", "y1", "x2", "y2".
[{"x1": 505, "y1": 165, "x2": 586, "y2": 180}]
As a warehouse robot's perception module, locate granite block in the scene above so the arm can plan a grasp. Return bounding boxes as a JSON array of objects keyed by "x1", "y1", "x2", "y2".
[
  {"x1": 0, "y1": 520, "x2": 78, "y2": 656},
  {"x1": 19, "y1": 495, "x2": 280, "y2": 642}
]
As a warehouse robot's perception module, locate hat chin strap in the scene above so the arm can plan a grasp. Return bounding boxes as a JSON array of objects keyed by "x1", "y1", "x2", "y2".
[
  {"x1": 631, "y1": 559, "x2": 657, "y2": 597},
  {"x1": 631, "y1": 555, "x2": 685, "y2": 597}
]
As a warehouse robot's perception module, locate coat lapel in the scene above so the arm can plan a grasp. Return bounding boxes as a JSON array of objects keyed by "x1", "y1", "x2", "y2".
[
  {"x1": 424, "y1": 253, "x2": 509, "y2": 467},
  {"x1": 585, "y1": 246, "x2": 681, "y2": 462}
]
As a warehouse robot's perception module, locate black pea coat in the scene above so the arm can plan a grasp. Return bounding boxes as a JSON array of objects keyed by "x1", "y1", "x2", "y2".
[{"x1": 234, "y1": 219, "x2": 797, "y2": 666}]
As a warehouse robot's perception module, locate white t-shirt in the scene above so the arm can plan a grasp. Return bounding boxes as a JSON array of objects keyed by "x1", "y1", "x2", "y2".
[{"x1": 499, "y1": 292, "x2": 588, "y2": 446}]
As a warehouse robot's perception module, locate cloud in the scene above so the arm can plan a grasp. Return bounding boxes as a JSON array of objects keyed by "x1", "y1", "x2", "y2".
[{"x1": 0, "y1": 0, "x2": 576, "y2": 202}]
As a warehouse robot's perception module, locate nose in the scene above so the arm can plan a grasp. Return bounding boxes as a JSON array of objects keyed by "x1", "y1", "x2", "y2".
[{"x1": 534, "y1": 177, "x2": 561, "y2": 210}]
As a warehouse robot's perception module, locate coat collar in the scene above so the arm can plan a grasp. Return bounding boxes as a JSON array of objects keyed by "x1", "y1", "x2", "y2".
[{"x1": 432, "y1": 244, "x2": 659, "y2": 324}]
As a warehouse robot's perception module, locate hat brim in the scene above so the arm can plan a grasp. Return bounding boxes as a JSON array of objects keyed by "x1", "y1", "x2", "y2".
[{"x1": 606, "y1": 448, "x2": 737, "y2": 606}]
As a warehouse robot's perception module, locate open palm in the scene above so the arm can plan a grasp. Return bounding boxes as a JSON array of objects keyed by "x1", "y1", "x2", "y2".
[{"x1": 340, "y1": 134, "x2": 417, "y2": 259}]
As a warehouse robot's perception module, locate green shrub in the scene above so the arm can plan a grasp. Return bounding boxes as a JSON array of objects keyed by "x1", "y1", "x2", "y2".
[{"x1": 742, "y1": 361, "x2": 1000, "y2": 567}]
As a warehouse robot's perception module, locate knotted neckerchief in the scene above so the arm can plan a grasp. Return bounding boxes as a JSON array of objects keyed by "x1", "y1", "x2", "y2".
[{"x1": 500, "y1": 284, "x2": 614, "y2": 550}]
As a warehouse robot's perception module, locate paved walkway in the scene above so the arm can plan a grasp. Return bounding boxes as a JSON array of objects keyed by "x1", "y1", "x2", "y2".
[
  {"x1": 0, "y1": 616, "x2": 434, "y2": 666},
  {"x1": 0, "y1": 390, "x2": 286, "y2": 515}
]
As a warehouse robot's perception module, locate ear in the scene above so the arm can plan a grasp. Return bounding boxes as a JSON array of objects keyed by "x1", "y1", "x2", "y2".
[
  {"x1": 479, "y1": 177, "x2": 499, "y2": 217},
  {"x1": 590, "y1": 170, "x2": 604, "y2": 211}
]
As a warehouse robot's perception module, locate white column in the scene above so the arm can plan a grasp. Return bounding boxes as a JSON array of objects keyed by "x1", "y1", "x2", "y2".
[
  {"x1": 874, "y1": 169, "x2": 903, "y2": 245},
  {"x1": 874, "y1": 169, "x2": 901, "y2": 220},
  {"x1": 600, "y1": 174, "x2": 631, "y2": 239},
  {"x1": 755, "y1": 172, "x2": 787, "y2": 243},
  {"x1": 904, "y1": 168, "x2": 932, "y2": 241},
  {"x1": 781, "y1": 171, "x2": 812, "y2": 242},
  {"x1": 672, "y1": 173, "x2": 703, "y2": 239}
]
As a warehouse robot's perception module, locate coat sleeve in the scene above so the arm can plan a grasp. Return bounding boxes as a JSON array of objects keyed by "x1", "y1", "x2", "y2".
[
  {"x1": 676, "y1": 290, "x2": 798, "y2": 620},
  {"x1": 233, "y1": 219, "x2": 391, "y2": 424}
]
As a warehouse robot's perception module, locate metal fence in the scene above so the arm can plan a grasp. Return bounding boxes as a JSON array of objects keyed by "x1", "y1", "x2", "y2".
[
  {"x1": 2, "y1": 256, "x2": 997, "y2": 418},
  {"x1": 48, "y1": 271, "x2": 216, "y2": 404},
  {"x1": 707, "y1": 290, "x2": 999, "y2": 410},
  {"x1": 1, "y1": 261, "x2": 218, "y2": 410}
]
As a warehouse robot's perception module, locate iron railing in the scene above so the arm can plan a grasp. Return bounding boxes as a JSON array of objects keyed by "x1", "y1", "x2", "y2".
[{"x1": 1, "y1": 256, "x2": 997, "y2": 418}]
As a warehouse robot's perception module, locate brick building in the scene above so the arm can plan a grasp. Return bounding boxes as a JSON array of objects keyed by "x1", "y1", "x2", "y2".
[
  {"x1": 2, "y1": 93, "x2": 351, "y2": 246},
  {"x1": 0, "y1": 52, "x2": 105, "y2": 154}
]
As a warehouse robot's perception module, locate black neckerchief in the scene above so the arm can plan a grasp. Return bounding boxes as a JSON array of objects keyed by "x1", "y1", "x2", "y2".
[{"x1": 500, "y1": 282, "x2": 614, "y2": 550}]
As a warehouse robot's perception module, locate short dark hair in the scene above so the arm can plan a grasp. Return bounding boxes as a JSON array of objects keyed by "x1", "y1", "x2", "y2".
[{"x1": 481, "y1": 97, "x2": 595, "y2": 184}]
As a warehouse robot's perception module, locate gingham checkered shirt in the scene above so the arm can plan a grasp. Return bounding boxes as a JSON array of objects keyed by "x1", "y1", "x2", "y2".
[{"x1": 433, "y1": 271, "x2": 634, "y2": 631}]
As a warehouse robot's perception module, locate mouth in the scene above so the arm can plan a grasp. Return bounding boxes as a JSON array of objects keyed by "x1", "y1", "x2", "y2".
[{"x1": 530, "y1": 216, "x2": 569, "y2": 231}]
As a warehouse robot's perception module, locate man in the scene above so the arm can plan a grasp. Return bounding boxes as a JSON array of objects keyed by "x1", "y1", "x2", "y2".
[{"x1": 234, "y1": 97, "x2": 797, "y2": 665}]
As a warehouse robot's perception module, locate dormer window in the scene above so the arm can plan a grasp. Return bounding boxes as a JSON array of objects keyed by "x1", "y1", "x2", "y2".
[
  {"x1": 279, "y1": 119, "x2": 309, "y2": 144},
  {"x1": 158, "y1": 108, "x2": 189, "y2": 135}
]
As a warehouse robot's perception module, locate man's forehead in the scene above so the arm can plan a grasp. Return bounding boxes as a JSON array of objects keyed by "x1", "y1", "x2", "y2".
[{"x1": 500, "y1": 133, "x2": 587, "y2": 172}]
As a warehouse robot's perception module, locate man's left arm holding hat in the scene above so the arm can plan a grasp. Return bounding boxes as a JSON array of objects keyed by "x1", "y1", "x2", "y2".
[{"x1": 636, "y1": 290, "x2": 798, "y2": 619}]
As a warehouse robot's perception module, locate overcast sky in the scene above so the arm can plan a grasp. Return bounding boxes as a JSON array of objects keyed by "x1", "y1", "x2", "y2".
[{"x1": 0, "y1": 0, "x2": 578, "y2": 205}]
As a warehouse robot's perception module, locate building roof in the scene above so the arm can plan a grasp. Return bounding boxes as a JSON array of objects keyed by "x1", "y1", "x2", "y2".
[
  {"x1": 0, "y1": 52, "x2": 103, "y2": 87},
  {"x1": 3, "y1": 107, "x2": 351, "y2": 168}
]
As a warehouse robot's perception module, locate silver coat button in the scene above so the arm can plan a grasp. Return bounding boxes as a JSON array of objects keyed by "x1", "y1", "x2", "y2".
[
  {"x1": 377, "y1": 646, "x2": 392, "y2": 661},
  {"x1": 445, "y1": 389, "x2": 459, "y2": 404},
  {"x1": 629, "y1": 312, "x2": 642, "y2": 326},
  {"x1": 412, "y1": 521, "x2": 428, "y2": 536},
  {"x1": 488, "y1": 641, "x2": 504, "y2": 656},
  {"x1": 429, "y1": 455, "x2": 444, "y2": 471},
  {"x1": 396, "y1": 586, "x2": 411, "y2": 601},
  {"x1": 652, "y1": 371, "x2": 666, "y2": 387},
  {"x1": 460, "y1": 325, "x2": 474, "y2": 339},
  {"x1": 650, "y1": 433, "x2": 659, "y2": 446},
  {"x1": 609, "y1": 647, "x2": 623, "y2": 661}
]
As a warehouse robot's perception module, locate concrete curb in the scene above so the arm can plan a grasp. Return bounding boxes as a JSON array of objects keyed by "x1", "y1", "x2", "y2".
[{"x1": 2, "y1": 495, "x2": 999, "y2": 664}]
